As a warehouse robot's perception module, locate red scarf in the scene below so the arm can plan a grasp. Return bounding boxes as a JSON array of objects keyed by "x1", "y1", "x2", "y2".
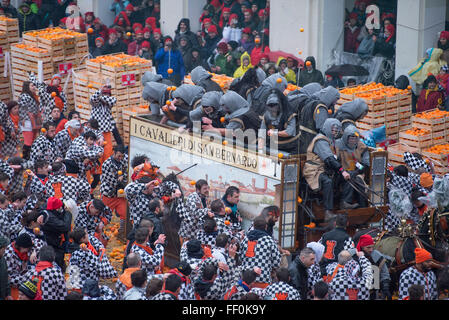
[
  {"x1": 134, "y1": 242, "x2": 154, "y2": 255},
  {"x1": 86, "y1": 241, "x2": 98, "y2": 256},
  {"x1": 35, "y1": 261, "x2": 54, "y2": 273},
  {"x1": 169, "y1": 268, "x2": 190, "y2": 285},
  {"x1": 12, "y1": 242, "x2": 29, "y2": 261},
  {"x1": 10, "y1": 113, "x2": 19, "y2": 130}
]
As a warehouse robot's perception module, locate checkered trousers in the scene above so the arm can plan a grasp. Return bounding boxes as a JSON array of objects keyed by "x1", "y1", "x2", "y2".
[
  {"x1": 399, "y1": 266, "x2": 438, "y2": 300},
  {"x1": 239, "y1": 235, "x2": 281, "y2": 284},
  {"x1": 29, "y1": 264, "x2": 67, "y2": 300}
]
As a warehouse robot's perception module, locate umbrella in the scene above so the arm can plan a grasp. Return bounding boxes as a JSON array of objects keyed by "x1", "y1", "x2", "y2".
[
  {"x1": 268, "y1": 51, "x2": 304, "y2": 67},
  {"x1": 325, "y1": 64, "x2": 370, "y2": 77}
]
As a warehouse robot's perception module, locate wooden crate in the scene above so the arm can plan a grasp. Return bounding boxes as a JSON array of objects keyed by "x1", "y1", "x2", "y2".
[
  {"x1": 387, "y1": 143, "x2": 420, "y2": 165},
  {"x1": 354, "y1": 94, "x2": 386, "y2": 111},
  {"x1": 10, "y1": 44, "x2": 53, "y2": 100},
  {"x1": 411, "y1": 109, "x2": 449, "y2": 132},
  {"x1": 422, "y1": 146, "x2": 449, "y2": 175},
  {"x1": 0, "y1": 17, "x2": 19, "y2": 49},
  {"x1": 398, "y1": 130, "x2": 435, "y2": 149}
]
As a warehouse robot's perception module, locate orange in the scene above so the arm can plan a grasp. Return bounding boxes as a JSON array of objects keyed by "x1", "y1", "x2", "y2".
[
  {"x1": 225, "y1": 207, "x2": 232, "y2": 214},
  {"x1": 41, "y1": 128, "x2": 47, "y2": 133},
  {"x1": 190, "y1": 180, "x2": 196, "y2": 186},
  {"x1": 300, "y1": 28, "x2": 304, "y2": 32},
  {"x1": 297, "y1": 197, "x2": 302, "y2": 204},
  {"x1": 118, "y1": 189, "x2": 124, "y2": 194},
  {"x1": 224, "y1": 220, "x2": 231, "y2": 225},
  {"x1": 278, "y1": 153, "x2": 284, "y2": 159},
  {"x1": 87, "y1": 28, "x2": 94, "y2": 34},
  {"x1": 166, "y1": 100, "x2": 171, "y2": 106},
  {"x1": 167, "y1": 68, "x2": 173, "y2": 74},
  {"x1": 220, "y1": 117, "x2": 226, "y2": 123},
  {"x1": 276, "y1": 78, "x2": 282, "y2": 83},
  {"x1": 33, "y1": 227, "x2": 40, "y2": 235},
  {"x1": 117, "y1": 170, "x2": 123, "y2": 175}
]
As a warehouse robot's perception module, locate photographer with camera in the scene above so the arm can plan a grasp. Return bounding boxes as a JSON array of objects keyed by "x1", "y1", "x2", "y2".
[{"x1": 101, "y1": 144, "x2": 128, "y2": 240}]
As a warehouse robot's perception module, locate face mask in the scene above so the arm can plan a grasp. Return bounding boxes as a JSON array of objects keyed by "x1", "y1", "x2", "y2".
[
  {"x1": 205, "y1": 108, "x2": 218, "y2": 119},
  {"x1": 347, "y1": 136, "x2": 358, "y2": 149},
  {"x1": 267, "y1": 104, "x2": 279, "y2": 118}
]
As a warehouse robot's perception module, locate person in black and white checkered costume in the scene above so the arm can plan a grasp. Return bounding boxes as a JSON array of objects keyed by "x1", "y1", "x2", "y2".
[
  {"x1": 101, "y1": 148, "x2": 128, "y2": 199},
  {"x1": 403, "y1": 152, "x2": 432, "y2": 173},
  {"x1": 65, "y1": 132, "x2": 104, "y2": 180},
  {"x1": 28, "y1": 245, "x2": 67, "y2": 300},
  {"x1": 29, "y1": 73, "x2": 67, "y2": 123},
  {"x1": 4, "y1": 233, "x2": 34, "y2": 289},
  {"x1": 151, "y1": 274, "x2": 183, "y2": 300},
  {"x1": 125, "y1": 177, "x2": 158, "y2": 227},
  {"x1": 326, "y1": 249, "x2": 373, "y2": 300},
  {"x1": 45, "y1": 161, "x2": 91, "y2": 204},
  {"x1": 90, "y1": 86, "x2": 123, "y2": 146},
  {"x1": 82, "y1": 278, "x2": 117, "y2": 300},
  {"x1": 54, "y1": 119, "x2": 82, "y2": 158},
  {"x1": 399, "y1": 247, "x2": 438, "y2": 300},
  {"x1": 239, "y1": 215, "x2": 281, "y2": 285},
  {"x1": 26, "y1": 160, "x2": 51, "y2": 201},
  {"x1": 223, "y1": 267, "x2": 263, "y2": 300},
  {"x1": 263, "y1": 267, "x2": 301, "y2": 300},
  {"x1": 193, "y1": 254, "x2": 238, "y2": 300},
  {"x1": 179, "y1": 180, "x2": 210, "y2": 242},
  {"x1": 74, "y1": 199, "x2": 112, "y2": 242},
  {"x1": 67, "y1": 229, "x2": 117, "y2": 291},
  {"x1": 0, "y1": 101, "x2": 21, "y2": 158},
  {"x1": 0, "y1": 193, "x2": 22, "y2": 242},
  {"x1": 130, "y1": 227, "x2": 165, "y2": 278},
  {"x1": 30, "y1": 121, "x2": 62, "y2": 165}
]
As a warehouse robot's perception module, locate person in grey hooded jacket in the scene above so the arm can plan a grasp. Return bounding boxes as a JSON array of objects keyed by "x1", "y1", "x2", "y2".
[
  {"x1": 186, "y1": 91, "x2": 225, "y2": 133},
  {"x1": 287, "y1": 82, "x2": 322, "y2": 116},
  {"x1": 203, "y1": 90, "x2": 261, "y2": 146},
  {"x1": 142, "y1": 81, "x2": 171, "y2": 118},
  {"x1": 190, "y1": 66, "x2": 223, "y2": 93},
  {"x1": 249, "y1": 73, "x2": 288, "y2": 116},
  {"x1": 335, "y1": 125, "x2": 370, "y2": 209},
  {"x1": 161, "y1": 84, "x2": 205, "y2": 126},
  {"x1": 303, "y1": 118, "x2": 351, "y2": 222},
  {"x1": 334, "y1": 98, "x2": 369, "y2": 131},
  {"x1": 298, "y1": 86, "x2": 340, "y2": 154}
]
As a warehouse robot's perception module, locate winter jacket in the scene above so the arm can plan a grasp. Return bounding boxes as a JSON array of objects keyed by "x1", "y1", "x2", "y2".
[
  {"x1": 288, "y1": 255, "x2": 309, "y2": 300},
  {"x1": 174, "y1": 18, "x2": 199, "y2": 49},
  {"x1": 41, "y1": 209, "x2": 72, "y2": 251},
  {"x1": 18, "y1": 4, "x2": 40, "y2": 36},
  {"x1": 190, "y1": 66, "x2": 223, "y2": 92},
  {"x1": 297, "y1": 56, "x2": 324, "y2": 87},
  {"x1": 233, "y1": 52, "x2": 253, "y2": 78},
  {"x1": 154, "y1": 47, "x2": 185, "y2": 80},
  {"x1": 103, "y1": 39, "x2": 128, "y2": 55},
  {"x1": 409, "y1": 48, "x2": 447, "y2": 85}
]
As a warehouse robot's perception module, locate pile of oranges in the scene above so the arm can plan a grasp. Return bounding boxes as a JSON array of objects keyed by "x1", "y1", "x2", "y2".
[
  {"x1": 403, "y1": 128, "x2": 431, "y2": 136},
  {"x1": 414, "y1": 109, "x2": 449, "y2": 120},
  {"x1": 25, "y1": 27, "x2": 85, "y2": 40},
  {"x1": 109, "y1": 245, "x2": 127, "y2": 262},
  {"x1": 424, "y1": 144, "x2": 449, "y2": 155},
  {"x1": 340, "y1": 82, "x2": 410, "y2": 99},
  {"x1": 0, "y1": 16, "x2": 16, "y2": 22},
  {"x1": 184, "y1": 73, "x2": 234, "y2": 90},
  {"x1": 89, "y1": 53, "x2": 150, "y2": 68},
  {"x1": 14, "y1": 43, "x2": 48, "y2": 54}
]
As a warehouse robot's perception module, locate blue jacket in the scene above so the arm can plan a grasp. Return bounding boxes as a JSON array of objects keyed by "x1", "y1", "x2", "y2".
[
  {"x1": 154, "y1": 48, "x2": 185, "y2": 79},
  {"x1": 109, "y1": 0, "x2": 129, "y2": 17}
]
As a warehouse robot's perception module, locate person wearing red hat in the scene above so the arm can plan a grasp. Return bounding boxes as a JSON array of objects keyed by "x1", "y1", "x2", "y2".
[
  {"x1": 356, "y1": 234, "x2": 391, "y2": 299},
  {"x1": 344, "y1": 12, "x2": 360, "y2": 53},
  {"x1": 222, "y1": 13, "x2": 242, "y2": 43},
  {"x1": 250, "y1": 34, "x2": 270, "y2": 66},
  {"x1": 438, "y1": 30, "x2": 449, "y2": 65},
  {"x1": 150, "y1": 28, "x2": 163, "y2": 52},
  {"x1": 218, "y1": 7, "x2": 231, "y2": 29},
  {"x1": 143, "y1": 27, "x2": 152, "y2": 42},
  {"x1": 113, "y1": 10, "x2": 131, "y2": 30},
  {"x1": 84, "y1": 11, "x2": 95, "y2": 30},
  {"x1": 40, "y1": 197, "x2": 72, "y2": 272},
  {"x1": 145, "y1": 17, "x2": 157, "y2": 31},
  {"x1": 256, "y1": 8, "x2": 269, "y2": 34},
  {"x1": 128, "y1": 28, "x2": 145, "y2": 56},
  {"x1": 373, "y1": 23, "x2": 395, "y2": 58},
  {"x1": 139, "y1": 40, "x2": 152, "y2": 60},
  {"x1": 91, "y1": 36, "x2": 105, "y2": 58},
  {"x1": 399, "y1": 247, "x2": 437, "y2": 300},
  {"x1": 104, "y1": 27, "x2": 127, "y2": 54},
  {"x1": 201, "y1": 25, "x2": 221, "y2": 62}
]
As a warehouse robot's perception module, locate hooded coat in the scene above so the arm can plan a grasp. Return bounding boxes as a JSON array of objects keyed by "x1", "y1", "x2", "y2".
[
  {"x1": 220, "y1": 90, "x2": 261, "y2": 133},
  {"x1": 335, "y1": 124, "x2": 370, "y2": 169},
  {"x1": 297, "y1": 56, "x2": 324, "y2": 87},
  {"x1": 142, "y1": 82, "x2": 169, "y2": 107},
  {"x1": 334, "y1": 98, "x2": 368, "y2": 131},
  {"x1": 276, "y1": 57, "x2": 297, "y2": 84},
  {"x1": 154, "y1": 40, "x2": 185, "y2": 81},
  {"x1": 174, "y1": 18, "x2": 199, "y2": 49},
  {"x1": 249, "y1": 73, "x2": 288, "y2": 116},
  {"x1": 287, "y1": 82, "x2": 321, "y2": 115},
  {"x1": 409, "y1": 48, "x2": 447, "y2": 85},
  {"x1": 168, "y1": 84, "x2": 205, "y2": 124},
  {"x1": 190, "y1": 66, "x2": 223, "y2": 93},
  {"x1": 189, "y1": 91, "x2": 224, "y2": 126},
  {"x1": 18, "y1": 3, "x2": 40, "y2": 36},
  {"x1": 233, "y1": 52, "x2": 254, "y2": 78}
]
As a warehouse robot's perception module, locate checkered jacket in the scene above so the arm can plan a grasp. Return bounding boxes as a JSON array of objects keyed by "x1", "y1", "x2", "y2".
[
  {"x1": 125, "y1": 182, "x2": 154, "y2": 226},
  {"x1": 239, "y1": 232, "x2": 282, "y2": 284},
  {"x1": 0, "y1": 207, "x2": 22, "y2": 242},
  {"x1": 263, "y1": 281, "x2": 301, "y2": 300},
  {"x1": 1, "y1": 109, "x2": 20, "y2": 157},
  {"x1": 4, "y1": 243, "x2": 32, "y2": 287},
  {"x1": 54, "y1": 129, "x2": 77, "y2": 159},
  {"x1": 130, "y1": 242, "x2": 164, "y2": 277},
  {"x1": 7, "y1": 206, "x2": 24, "y2": 241},
  {"x1": 83, "y1": 285, "x2": 117, "y2": 300},
  {"x1": 403, "y1": 152, "x2": 431, "y2": 172},
  {"x1": 327, "y1": 256, "x2": 373, "y2": 300},
  {"x1": 74, "y1": 201, "x2": 112, "y2": 239},
  {"x1": 68, "y1": 243, "x2": 117, "y2": 289},
  {"x1": 18, "y1": 227, "x2": 47, "y2": 259},
  {"x1": 65, "y1": 136, "x2": 103, "y2": 179},
  {"x1": 9, "y1": 170, "x2": 25, "y2": 196},
  {"x1": 0, "y1": 159, "x2": 13, "y2": 180},
  {"x1": 307, "y1": 263, "x2": 323, "y2": 299},
  {"x1": 45, "y1": 174, "x2": 91, "y2": 204},
  {"x1": 90, "y1": 89, "x2": 117, "y2": 133},
  {"x1": 399, "y1": 266, "x2": 438, "y2": 300},
  {"x1": 179, "y1": 192, "x2": 209, "y2": 240},
  {"x1": 101, "y1": 155, "x2": 129, "y2": 198},
  {"x1": 29, "y1": 73, "x2": 67, "y2": 122},
  {"x1": 18, "y1": 92, "x2": 41, "y2": 124},
  {"x1": 194, "y1": 257, "x2": 237, "y2": 300},
  {"x1": 28, "y1": 174, "x2": 48, "y2": 200},
  {"x1": 151, "y1": 291, "x2": 178, "y2": 300},
  {"x1": 388, "y1": 173, "x2": 414, "y2": 196},
  {"x1": 197, "y1": 230, "x2": 218, "y2": 249},
  {"x1": 31, "y1": 134, "x2": 61, "y2": 164},
  {"x1": 29, "y1": 263, "x2": 67, "y2": 300},
  {"x1": 82, "y1": 124, "x2": 104, "y2": 141}
]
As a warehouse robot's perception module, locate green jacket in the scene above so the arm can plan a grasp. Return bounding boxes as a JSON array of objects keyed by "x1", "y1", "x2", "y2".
[
  {"x1": 0, "y1": 256, "x2": 10, "y2": 299},
  {"x1": 215, "y1": 53, "x2": 237, "y2": 77}
]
